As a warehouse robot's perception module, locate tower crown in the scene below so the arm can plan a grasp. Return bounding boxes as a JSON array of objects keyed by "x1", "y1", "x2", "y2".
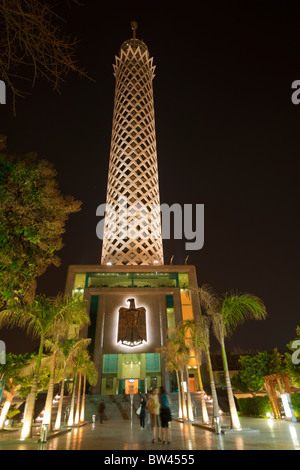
[
  {"x1": 101, "y1": 27, "x2": 163, "y2": 266},
  {"x1": 120, "y1": 38, "x2": 148, "y2": 55}
]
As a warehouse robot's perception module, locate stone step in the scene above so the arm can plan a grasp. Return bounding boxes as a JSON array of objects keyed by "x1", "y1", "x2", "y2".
[{"x1": 83, "y1": 392, "x2": 216, "y2": 422}]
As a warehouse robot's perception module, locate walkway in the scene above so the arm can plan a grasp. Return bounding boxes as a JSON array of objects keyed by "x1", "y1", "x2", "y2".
[{"x1": 0, "y1": 416, "x2": 299, "y2": 450}]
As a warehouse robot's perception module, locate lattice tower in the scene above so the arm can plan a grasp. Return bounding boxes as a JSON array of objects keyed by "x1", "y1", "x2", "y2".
[{"x1": 101, "y1": 32, "x2": 164, "y2": 265}]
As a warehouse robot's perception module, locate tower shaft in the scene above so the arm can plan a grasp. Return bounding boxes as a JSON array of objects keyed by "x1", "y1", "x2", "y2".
[{"x1": 101, "y1": 36, "x2": 163, "y2": 265}]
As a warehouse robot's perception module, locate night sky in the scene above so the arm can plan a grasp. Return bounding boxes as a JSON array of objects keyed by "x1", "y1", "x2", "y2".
[{"x1": 0, "y1": 1, "x2": 299, "y2": 355}]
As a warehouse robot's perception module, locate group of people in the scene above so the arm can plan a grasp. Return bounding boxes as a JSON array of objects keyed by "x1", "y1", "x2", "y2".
[
  {"x1": 138, "y1": 386, "x2": 172, "y2": 444},
  {"x1": 97, "y1": 386, "x2": 172, "y2": 444}
]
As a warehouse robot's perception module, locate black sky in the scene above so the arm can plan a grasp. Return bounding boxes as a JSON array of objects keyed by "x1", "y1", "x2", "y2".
[{"x1": 0, "y1": 1, "x2": 299, "y2": 354}]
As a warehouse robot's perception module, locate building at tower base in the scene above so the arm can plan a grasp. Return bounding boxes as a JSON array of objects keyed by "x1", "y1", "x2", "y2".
[{"x1": 65, "y1": 263, "x2": 201, "y2": 394}]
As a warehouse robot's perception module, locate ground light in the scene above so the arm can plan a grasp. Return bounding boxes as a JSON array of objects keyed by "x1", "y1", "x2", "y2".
[{"x1": 281, "y1": 393, "x2": 297, "y2": 422}]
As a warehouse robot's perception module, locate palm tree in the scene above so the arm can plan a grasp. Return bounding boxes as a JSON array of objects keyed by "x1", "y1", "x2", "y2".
[
  {"x1": 175, "y1": 359, "x2": 188, "y2": 419},
  {"x1": 175, "y1": 323, "x2": 194, "y2": 421},
  {"x1": 198, "y1": 314, "x2": 221, "y2": 425},
  {"x1": 180, "y1": 319, "x2": 209, "y2": 424},
  {"x1": 67, "y1": 348, "x2": 97, "y2": 426},
  {"x1": 53, "y1": 338, "x2": 91, "y2": 430},
  {"x1": 67, "y1": 371, "x2": 77, "y2": 426},
  {"x1": 41, "y1": 347, "x2": 60, "y2": 432},
  {"x1": 0, "y1": 293, "x2": 88, "y2": 439},
  {"x1": 74, "y1": 371, "x2": 82, "y2": 425},
  {"x1": 42, "y1": 338, "x2": 90, "y2": 431},
  {"x1": 187, "y1": 287, "x2": 221, "y2": 425},
  {"x1": 77, "y1": 350, "x2": 97, "y2": 423},
  {"x1": 157, "y1": 339, "x2": 184, "y2": 419},
  {"x1": 199, "y1": 284, "x2": 267, "y2": 430}
]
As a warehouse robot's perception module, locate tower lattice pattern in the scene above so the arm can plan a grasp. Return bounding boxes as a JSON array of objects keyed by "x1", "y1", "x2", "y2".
[{"x1": 101, "y1": 38, "x2": 164, "y2": 265}]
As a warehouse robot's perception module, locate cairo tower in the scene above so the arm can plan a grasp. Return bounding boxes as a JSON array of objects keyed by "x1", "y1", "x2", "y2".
[
  {"x1": 65, "y1": 23, "x2": 201, "y2": 396},
  {"x1": 101, "y1": 21, "x2": 163, "y2": 266}
]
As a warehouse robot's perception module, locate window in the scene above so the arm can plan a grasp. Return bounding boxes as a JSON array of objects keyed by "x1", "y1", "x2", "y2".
[
  {"x1": 180, "y1": 289, "x2": 194, "y2": 321},
  {"x1": 146, "y1": 353, "x2": 160, "y2": 372},
  {"x1": 166, "y1": 295, "x2": 175, "y2": 336},
  {"x1": 86, "y1": 272, "x2": 182, "y2": 288},
  {"x1": 72, "y1": 273, "x2": 87, "y2": 297},
  {"x1": 103, "y1": 354, "x2": 118, "y2": 373}
]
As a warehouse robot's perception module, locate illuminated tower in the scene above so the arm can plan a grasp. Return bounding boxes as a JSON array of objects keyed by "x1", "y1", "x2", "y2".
[
  {"x1": 101, "y1": 22, "x2": 164, "y2": 266},
  {"x1": 65, "y1": 23, "x2": 202, "y2": 402}
]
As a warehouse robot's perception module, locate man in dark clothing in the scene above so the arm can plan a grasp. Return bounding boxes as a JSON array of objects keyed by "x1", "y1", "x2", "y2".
[
  {"x1": 98, "y1": 400, "x2": 105, "y2": 423},
  {"x1": 139, "y1": 396, "x2": 147, "y2": 429}
]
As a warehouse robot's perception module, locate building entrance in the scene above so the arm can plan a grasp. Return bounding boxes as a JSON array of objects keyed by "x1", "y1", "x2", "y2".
[
  {"x1": 118, "y1": 378, "x2": 147, "y2": 395},
  {"x1": 101, "y1": 352, "x2": 161, "y2": 394},
  {"x1": 122, "y1": 359, "x2": 141, "y2": 378}
]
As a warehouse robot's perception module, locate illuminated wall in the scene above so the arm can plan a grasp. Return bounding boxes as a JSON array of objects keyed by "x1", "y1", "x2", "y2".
[
  {"x1": 98, "y1": 293, "x2": 165, "y2": 354},
  {"x1": 65, "y1": 265, "x2": 201, "y2": 394}
]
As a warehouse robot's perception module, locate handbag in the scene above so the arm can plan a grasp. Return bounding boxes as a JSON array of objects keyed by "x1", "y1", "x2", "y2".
[{"x1": 136, "y1": 405, "x2": 141, "y2": 416}]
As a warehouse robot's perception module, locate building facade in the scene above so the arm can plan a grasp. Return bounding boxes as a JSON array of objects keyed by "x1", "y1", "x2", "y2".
[{"x1": 65, "y1": 264, "x2": 201, "y2": 394}]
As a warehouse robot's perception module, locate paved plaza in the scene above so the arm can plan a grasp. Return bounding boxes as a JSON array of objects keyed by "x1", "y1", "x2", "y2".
[{"x1": 0, "y1": 416, "x2": 299, "y2": 451}]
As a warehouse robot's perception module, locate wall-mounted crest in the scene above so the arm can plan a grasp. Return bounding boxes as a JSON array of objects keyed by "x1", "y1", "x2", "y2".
[{"x1": 117, "y1": 298, "x2": 147, "y2": 347}]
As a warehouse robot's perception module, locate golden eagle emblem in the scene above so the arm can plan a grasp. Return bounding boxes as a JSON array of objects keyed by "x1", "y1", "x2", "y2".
[{"x1": 117, "y1": 298, "x2": 147, "y2": 347}]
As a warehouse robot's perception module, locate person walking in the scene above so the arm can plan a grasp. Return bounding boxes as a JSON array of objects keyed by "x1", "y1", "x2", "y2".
[
  {"x1": 146, "y1": 393, "x2": 151, "y2": 430},
  {"x1": 159, "y1": 386, "x2": 172, "y2": 444},
  {"x1": 97, "y1": 399, "x2": 105, "y2": 424},
  {"x1": 147, "y1": 387, "x2": 161, "y2": 443},
  {"x1": 139, "y1": 396, "x2": 147, "y2": 430}
]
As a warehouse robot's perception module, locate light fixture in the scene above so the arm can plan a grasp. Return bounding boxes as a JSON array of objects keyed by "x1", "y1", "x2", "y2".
[
  {"x1": 281, "y1": 393, "x2": 297, "y2": 421},
  {"x1": 121, "y1": 339, "x2": 144, "y2": 347}
]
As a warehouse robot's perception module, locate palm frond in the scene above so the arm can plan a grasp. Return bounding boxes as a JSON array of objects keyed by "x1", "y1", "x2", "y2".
[
  {"x1": 19, "y1": 354, "x2": 51, "y2": 377},
  {"x1": 221, "y1": 292, "x2": 267, "y2": 337},
  {"x1": 198, "y1": 315, "x2": 211, "y2": 347},
  {"x1": 0, "y1": 293, "x2": 89, "y2": 341},
  {"x1": 199, "y1": 284, "x2": 222, "y2": 313}
]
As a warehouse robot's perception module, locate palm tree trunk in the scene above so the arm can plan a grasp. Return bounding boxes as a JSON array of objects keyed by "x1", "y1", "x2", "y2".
[
  {"x1": 21, "y1": 337, "x2": 44, "y2": 439},
  {"x1": 221, "y1": 339, "x2": 241, "y2": 429},
  {"x1": 80, "y1": 374, "x2": 86, "y2": 422},
  {"x1": 54, "y1": 366, "x2": 66, "y2": 430},
  {"x1": 196, "y1": 362, "x2": 209, "y2": 424},
  {"x1": 175, "y1": 370, "x2": 183, "y2": 419},
  {"x1": 42, "y1": 375, "x2": 55, "y2": 432},
  {"x1": 22, "y1": 394, "x2": 30, "y2": 424},
  {"x1": 185, "y1": 365, "x2": 194, "y2": 421},
  {"x1": 74, "y1": 372, "x2": 81, "y2": 424},
  {"x1": 67, "y1": 373, "x2": 77, "y2": 426},
  {"x1": 205, "y1": 344, "x2": 220, "y2": 423},
  {"x1": 43, "y1": 352, "x2": 57, "y2": 432},
  {"x1": 20, "y1": 372, "x2": 39, "y2": 439},
  {"x1": 0, "y1": 392, "x2": 13, "y2": 429},
  {"x1": 180, "y1": 370, "x2": 187, "y2": 419}
]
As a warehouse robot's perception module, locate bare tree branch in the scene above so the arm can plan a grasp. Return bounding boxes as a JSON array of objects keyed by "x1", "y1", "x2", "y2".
[{"x1": 0, "y1": 0, "x2": 90, "y2": 113}]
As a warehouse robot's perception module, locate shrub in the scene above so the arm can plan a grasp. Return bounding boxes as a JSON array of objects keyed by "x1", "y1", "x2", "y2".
[
  {"x1": 237, "y1": 396, "x2": 272, "y2": 417},
  {"x1": 291, "y1": 392, "x2": 300, "y2": 420}
]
